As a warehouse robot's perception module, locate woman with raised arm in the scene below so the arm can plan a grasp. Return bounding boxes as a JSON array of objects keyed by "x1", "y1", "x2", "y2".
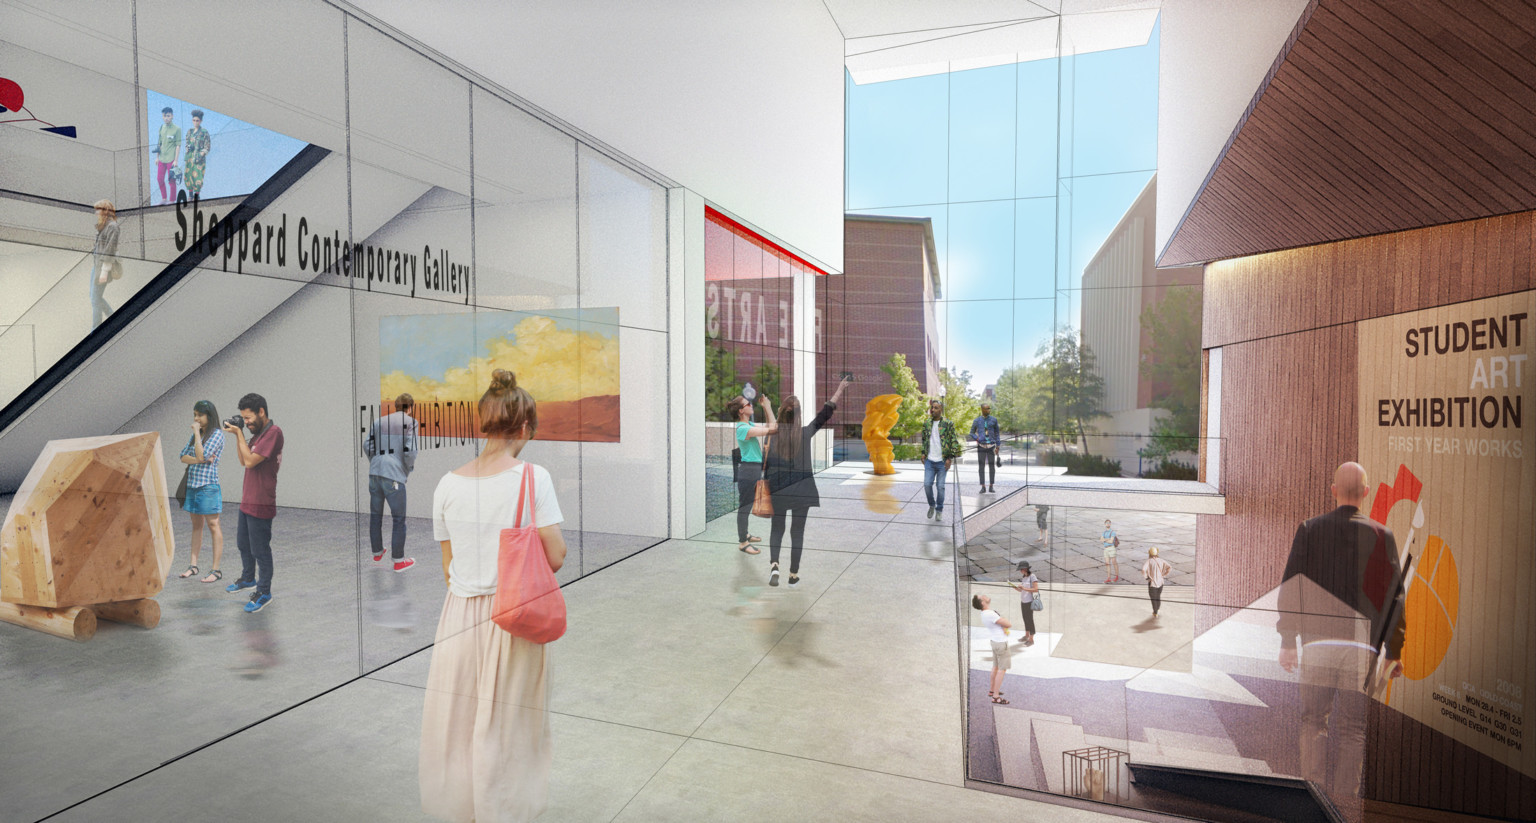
[
  {"x1": 420, "y1": 369, "x2": 569, "y2": 822},
  {"x1": 763, "y1": 377, "x2": 849, "y2": 587},
  {"x1": 727, "y1": 393, "x2": 777, "y2": 554}
]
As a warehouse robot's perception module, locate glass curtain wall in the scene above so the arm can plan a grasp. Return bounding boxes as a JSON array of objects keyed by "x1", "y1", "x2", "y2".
[{"x1": 0, "y1": 2, "x2": 671, "y2": 820}]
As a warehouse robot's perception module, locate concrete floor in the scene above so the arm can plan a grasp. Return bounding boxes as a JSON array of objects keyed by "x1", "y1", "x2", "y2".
[{"x1": 1, "y1": 474, "x2": 1140, "y2": 823}]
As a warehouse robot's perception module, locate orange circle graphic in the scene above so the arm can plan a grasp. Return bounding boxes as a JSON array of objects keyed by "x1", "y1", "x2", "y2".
[{"x1": 1401, "y1": 535, "x2": 1459, "y2": 681}]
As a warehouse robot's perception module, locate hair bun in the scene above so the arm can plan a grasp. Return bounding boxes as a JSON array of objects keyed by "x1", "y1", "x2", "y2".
[{"x1": 490, "y1": 369, "x2": 517, "y2": 391}]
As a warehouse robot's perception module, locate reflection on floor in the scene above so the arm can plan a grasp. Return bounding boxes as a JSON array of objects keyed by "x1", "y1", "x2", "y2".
[{"x1": 0, "y1": 471, "x2": 1132, "y2": 822}]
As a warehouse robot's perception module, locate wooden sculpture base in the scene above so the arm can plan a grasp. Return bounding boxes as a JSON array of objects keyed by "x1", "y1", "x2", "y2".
[
  {"x1": 0, "y1": 601, "x2": 97, "y2": 641},
  {"x1": 0, "y1": 597, "x2": 161, "y2": 641}
]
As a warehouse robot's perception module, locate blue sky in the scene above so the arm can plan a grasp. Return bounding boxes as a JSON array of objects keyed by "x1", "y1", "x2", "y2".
[
  {"x1": 146, "y1": 89, "x2": 306, "y2": 200},
  {"x1": 845, "y1": 17, "x2": 1160, "y2": 388}
]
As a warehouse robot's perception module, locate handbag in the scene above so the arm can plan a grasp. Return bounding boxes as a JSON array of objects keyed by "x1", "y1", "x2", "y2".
[
  {"x1": 491, "y1": 464, "x2": 567, "y2": 643},
  {"x1": 752, "y1": 476, "x2": 774, "y2": 518},
  {"x1": 1031, "y1": 593, "x2": 1044, "y2": 612},
  {"x1": 173, "y1": 434, "x2": 192, "y2": 508}
]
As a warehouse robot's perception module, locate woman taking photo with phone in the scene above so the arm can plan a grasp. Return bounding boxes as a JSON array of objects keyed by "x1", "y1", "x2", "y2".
[
  {"x1": 763, "y1": 377, "x2": 849, "y2": 587},
  {"x1": 727, "y1": 392, "x2": 777, "y2": 554}
]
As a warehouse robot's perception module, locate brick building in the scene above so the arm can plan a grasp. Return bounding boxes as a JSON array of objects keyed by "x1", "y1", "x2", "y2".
[{"x1": 820, "y1": 214, "x2": 942, "y2": 436}]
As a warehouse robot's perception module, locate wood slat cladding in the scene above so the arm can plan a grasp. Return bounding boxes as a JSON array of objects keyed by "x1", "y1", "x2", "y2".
[
  {"x1": 1194, "y1": 323, "x2": 1356, "y2": 625},
  {"x1": 1203, "y1": 209, "x2": 1536, "y2": 349},
  {"x1": 1199, "y1": 211, "x2": 1536, "y2": 818},
  {"x1": 1162, "y1": 0, "x2": 1536, "y2": 267}
]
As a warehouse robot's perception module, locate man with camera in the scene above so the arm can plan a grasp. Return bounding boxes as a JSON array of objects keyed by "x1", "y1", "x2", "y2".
[{"x1": 222, "y1": 393, "x2": 284, "y2": 613}]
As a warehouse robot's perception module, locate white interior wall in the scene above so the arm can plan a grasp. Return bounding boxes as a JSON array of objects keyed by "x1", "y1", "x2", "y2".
[
  {"x1": 344, "y1": 0, "x2": 846, "y2": 274},
  {"x1": 1156, "y1": 0, "x2": 1310, "y2": 261}
]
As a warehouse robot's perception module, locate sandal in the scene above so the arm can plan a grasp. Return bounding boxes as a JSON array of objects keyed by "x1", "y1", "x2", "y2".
[
  {"x1": 991, "y1": 695, "x2": 1010, "y2": 704},
  {"x1": 178, "y1": 565, "x2": 199, "y2": 579},
  {"x1": 746, "y1": 535, "x2": 762, "y2": 543},
  {"x1": 738, "y1": 542, "x2": 761, "y2": 555},
  {"x1": 201, "y1": 569, "x2": 223, "y2": 583}
]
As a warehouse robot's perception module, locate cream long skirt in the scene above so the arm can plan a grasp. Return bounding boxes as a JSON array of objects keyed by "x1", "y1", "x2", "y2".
[{"x1": 419, "y1": 591, "x2": 551, "y2": 822}]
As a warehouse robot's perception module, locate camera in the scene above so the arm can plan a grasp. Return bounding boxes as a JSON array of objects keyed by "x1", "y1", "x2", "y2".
[{"x1": 224, "y1": 414, "x2": 246, "y2": 431}]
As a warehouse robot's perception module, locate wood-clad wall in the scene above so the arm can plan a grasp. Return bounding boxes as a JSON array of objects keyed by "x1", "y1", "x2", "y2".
[{"x1": 1197, "y1": 209, "x2": 1536, "y2": 819}]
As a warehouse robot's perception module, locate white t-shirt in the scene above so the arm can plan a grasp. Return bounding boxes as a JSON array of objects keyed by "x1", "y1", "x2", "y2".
[
  {"x1": 1017, "y1": 573, "x2": 1038, "y2": 603},
  {"x1": 981, "y1": 609, "x2": 1007, "y2": 643},
  {"x1": 928, "y1": 421, "x2": 943, "y2": 462},
  {"x1": 432, "y1": 462, "x2": 565, "y2": 598}
]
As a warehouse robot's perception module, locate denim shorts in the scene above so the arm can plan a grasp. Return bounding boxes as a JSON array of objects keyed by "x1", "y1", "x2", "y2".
[{"x1": 183, "y1": 483, "x2": 223, "y2": 515}]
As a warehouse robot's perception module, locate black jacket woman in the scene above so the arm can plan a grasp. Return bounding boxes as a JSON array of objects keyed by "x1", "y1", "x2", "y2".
[{"x1": 763, "y1": 378, "x2": 849, "y2": 587}]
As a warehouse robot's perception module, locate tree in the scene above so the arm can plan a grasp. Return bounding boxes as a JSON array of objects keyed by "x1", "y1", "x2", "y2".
[
  {"x1": 1037, "y1": 327, "x2": 1108, "y2": 455},
  {"x1": 937, "y1": 367, "x2": 981, "y2": 436},
  {"x1": 751, "y1": 361, "x2": 783, "y2": 415},
  {"x1": 879, "y1": 353, "x2": 928, "y2": 440},
  {"x1": 1138, "y1": 287, "x2": 1202, "y2": 461},
  {"x1": 993, "y1": 362, "x2": 1052, "y2": 435},
  {"x1": 705, "y1": 344, "x2": 740, "y2": 420}
]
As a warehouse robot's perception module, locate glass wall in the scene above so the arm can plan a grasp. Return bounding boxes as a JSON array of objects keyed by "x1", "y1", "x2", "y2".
[
  {"x1": 0, "y1": 3, "x2": 672, "y2": 819},
  {"x1": 845, "y1": 15, "x2": 1205, "y2": 484}
]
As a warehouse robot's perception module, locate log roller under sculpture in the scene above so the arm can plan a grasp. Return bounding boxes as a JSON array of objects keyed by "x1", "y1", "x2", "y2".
[{"x1": 0, "y1": 432, "x2": 176, "y2": 640}]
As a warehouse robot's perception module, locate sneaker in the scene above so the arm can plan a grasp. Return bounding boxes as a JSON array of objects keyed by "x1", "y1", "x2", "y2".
[
  {"x1": 980, "y1": 485, "x2": 987, "y2": 493},
  {"x1": 393, "y1": 558, "x2": 416, "y2": 573},
  {"x1": 788, "y1": 575, "x2": 800, "y2": 588},
  {"x1": 372, "y1": 552, "x2": 384, "y2": 563},
  {"x1": 244, "y1": 592, "x2": 273, "y2": 613},
  {"x1": 989, "y1": 485, "x2": 995, "y2": 493},
  {"x1": 226, "y1": 579, "x2": 257, "y2": 593},
  {"x1": 927, "y1": 506, "x2": 936, "y2": 519},
  {"x1": 769, "y1": 567, "x2": 780, "y2": 587}
]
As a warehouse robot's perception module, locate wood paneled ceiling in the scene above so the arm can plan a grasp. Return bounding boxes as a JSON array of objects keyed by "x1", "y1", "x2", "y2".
[{"x1": 1160, "y1": 0, "x2": 1536, "y2": 267}]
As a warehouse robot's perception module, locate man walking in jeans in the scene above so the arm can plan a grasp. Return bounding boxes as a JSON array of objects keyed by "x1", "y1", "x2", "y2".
[
  {"x1": 922, "y1": 398, "x2": 963, "y2": 520},
  {"x1": 364, "y1": 393, "x2": 417, "y2": 572},
  {"x1": 224, "y1": 393, "x2": 284, "y2": 613}
]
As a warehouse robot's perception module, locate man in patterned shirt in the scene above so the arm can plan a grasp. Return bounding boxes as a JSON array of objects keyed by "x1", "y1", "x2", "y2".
[{"x1": 922, "y1": 398, "x2": 964, "y2": 520}]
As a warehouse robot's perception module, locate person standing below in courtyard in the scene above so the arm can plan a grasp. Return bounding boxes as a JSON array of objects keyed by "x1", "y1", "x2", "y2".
[
  {"x1": 969, "y1": 402, "x2": 1001, "y2": 494},
  {"x1": 1141, "y1": 547, "x2": 1173, "y2": 617},
  {"x1": 1009, "y1": 561, "x2": 1040, "y2": 646},
  {"x1": 1276, "y1": 461, "x2": 1406, "y2": 818},
  {"x1": 223, "y1": 393, "x2": 283, "y2": 613},
  {"x1": 973, "y1": 592, "x2": 1012, "y2": 704},
  {"x1": 1035, "y1": 504, "x2": 1049, "y2": 544},
  {"x1": 923, "y1": 398, "x2": 964, "y2": 520},
  {"x1": 1101, "y1": 518, "x2": 1121, "y2": 583},
  {"x1": 364, "y1": 392, "x2": 418, "y2": 572}
]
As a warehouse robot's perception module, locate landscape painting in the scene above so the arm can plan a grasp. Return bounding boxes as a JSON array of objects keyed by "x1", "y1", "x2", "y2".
[{"x1": 378, "y1": 309, "x2": 620, "y2": 443}]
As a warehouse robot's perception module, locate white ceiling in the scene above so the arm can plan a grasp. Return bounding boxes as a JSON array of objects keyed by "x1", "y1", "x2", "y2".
[{"x1": 828, "y1": 0, "x2": 1161, "y2": 84}]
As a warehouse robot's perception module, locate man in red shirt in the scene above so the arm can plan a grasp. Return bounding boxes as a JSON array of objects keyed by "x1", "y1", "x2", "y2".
[{"x1": 223, "y1": 393, "x2": 284, "y2": 613}]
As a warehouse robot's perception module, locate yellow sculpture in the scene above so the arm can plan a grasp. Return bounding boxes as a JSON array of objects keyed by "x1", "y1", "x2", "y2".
[{"x1": 863, "y1": 394, "x2": 903, "y2": 476}]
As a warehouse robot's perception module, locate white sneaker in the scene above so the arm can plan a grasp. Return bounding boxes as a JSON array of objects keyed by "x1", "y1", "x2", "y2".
[{"x1": 769, "y1": 567, "x2": 780, "y2": 587}]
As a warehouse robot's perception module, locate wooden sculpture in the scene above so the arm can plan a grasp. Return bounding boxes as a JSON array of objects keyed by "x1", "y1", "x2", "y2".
[
  {"x1": 0, "y1": 432, "x2": 175, "y2": 640},
  {"x1": 862, "y1": 394, "x2": 903, "y2": 476}
]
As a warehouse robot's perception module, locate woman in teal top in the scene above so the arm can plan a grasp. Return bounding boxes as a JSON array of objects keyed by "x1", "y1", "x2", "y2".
[{"x1": 726, "y1": 394, "x2": 777, "y2": 554}]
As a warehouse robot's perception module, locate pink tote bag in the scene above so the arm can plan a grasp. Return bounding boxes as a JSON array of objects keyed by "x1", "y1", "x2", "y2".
[{"x1": 491, "y1": 464, "x2": 567, "y2": 643}]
